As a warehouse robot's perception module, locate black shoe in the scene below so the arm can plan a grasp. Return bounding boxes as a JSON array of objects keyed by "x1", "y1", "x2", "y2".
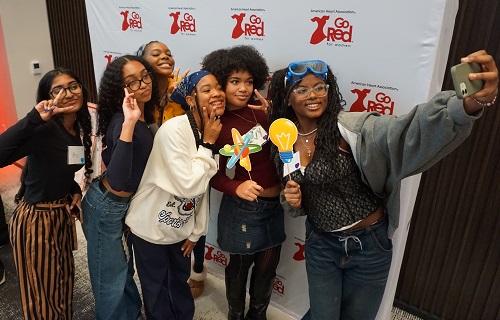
[{"x1": 0, "y1": 260, "x2": 5, "y2": 285}]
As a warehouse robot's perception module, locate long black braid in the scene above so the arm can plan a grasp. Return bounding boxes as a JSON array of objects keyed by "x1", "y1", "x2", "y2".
[{"x1": 268, "y1": 66, "x2": 345, "y2": 178}]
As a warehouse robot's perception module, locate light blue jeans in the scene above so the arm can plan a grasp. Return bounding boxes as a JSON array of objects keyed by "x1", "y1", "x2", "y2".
[
  {"x1": 302, "y1": 217, "x2": 392, "y2": 320},
  {"x1": 81, "y1": 180, "x2": 142, "y2": 320}
]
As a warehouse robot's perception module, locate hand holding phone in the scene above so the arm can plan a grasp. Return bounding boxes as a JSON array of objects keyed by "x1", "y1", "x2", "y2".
[{"x1": 451, "y1": 62, "x2": 484, "y2": 99}]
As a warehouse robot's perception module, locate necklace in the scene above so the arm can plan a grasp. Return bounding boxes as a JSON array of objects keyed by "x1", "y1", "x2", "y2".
[
  {"x1": 229, "y1": 109, "x2": 258, "y2": 125},
  {"x1": 296, "y1": 124, "x2": 318, "y2": 143},
  {"x1": 299, "y1": 135, "x2": 315, "y2": 157}
]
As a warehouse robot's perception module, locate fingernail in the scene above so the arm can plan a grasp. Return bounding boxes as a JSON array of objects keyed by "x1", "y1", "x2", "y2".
[
  {"x1": 470, "y1": 74, "x2": 477, "y2": 79},
  {"x1": 462, "y1": 57, "x2": 470, "y2": 62}
]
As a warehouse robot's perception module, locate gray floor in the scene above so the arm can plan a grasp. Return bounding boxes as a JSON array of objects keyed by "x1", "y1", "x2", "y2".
[{"x1": 0, "y1": 164, "x2": 420, "y2": 319}]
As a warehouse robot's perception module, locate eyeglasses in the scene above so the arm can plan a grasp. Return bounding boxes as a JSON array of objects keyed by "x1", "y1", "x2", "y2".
[
  {"x1": 123, "y1": 72, "x2": 153, "y2": 92},
  {"x1": 292, "y1": 84, "x2": 329, "y2": 100},
  {"x1": 285, "y1": 60, "x2": 328, "y2": 85},
  {"x1": 49, "y1": 82, "x2": 82, "y2": 98}
]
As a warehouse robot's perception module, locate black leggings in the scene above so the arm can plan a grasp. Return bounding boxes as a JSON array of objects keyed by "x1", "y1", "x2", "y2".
[{"x1": 226, "y1": 245, "x2": 282, "y2": 281}]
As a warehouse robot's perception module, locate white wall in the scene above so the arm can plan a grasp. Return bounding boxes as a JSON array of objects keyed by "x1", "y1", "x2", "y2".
[{"x1": 0, "y1": 0, "x2": 53, "y2": 118}]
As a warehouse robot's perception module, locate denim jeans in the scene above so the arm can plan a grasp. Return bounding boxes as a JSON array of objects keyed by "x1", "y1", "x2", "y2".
[
  {"x1": 302, "y1": 217, "x2": 392, "y2": 320},
  {"x1": 81, "y1": 180, "x2": 142, "y2": 320}
]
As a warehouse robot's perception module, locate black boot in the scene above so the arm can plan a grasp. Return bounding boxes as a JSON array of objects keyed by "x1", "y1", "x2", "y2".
[
  {"x1": 244, "y1": 272, "x2": 275, "y2": 320},
  {"x1": 225, "y1": 275, "x2": 247, "y2": 320}
]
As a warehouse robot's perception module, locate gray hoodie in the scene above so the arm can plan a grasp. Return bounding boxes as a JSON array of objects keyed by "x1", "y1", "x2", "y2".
[{"x1": 282, "y1": 90, "x2": 482, "y2": 238}]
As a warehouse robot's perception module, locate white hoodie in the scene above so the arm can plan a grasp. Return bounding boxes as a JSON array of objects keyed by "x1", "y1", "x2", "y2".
[{"x1": 126, "y1": 115, "x2": 217, "y2": 244}]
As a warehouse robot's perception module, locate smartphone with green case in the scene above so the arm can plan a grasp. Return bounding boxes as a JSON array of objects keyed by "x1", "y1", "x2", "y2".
[{"x1": 451, "y1": 62, "x2": 484, "y2": 99}]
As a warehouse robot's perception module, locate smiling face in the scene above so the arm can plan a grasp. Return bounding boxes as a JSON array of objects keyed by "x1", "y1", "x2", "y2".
[
  {"x1": 122, "y1": 60, "x2": 152, "y2": 104},
  {"x1": 188, "y1": 74, "x2": 226, "y2": 117},
  {"x1": 143, "y1": 42, "x2": 175, "y2": 77},
  {"x1": 49, "y1": 74, "x2": 83, "y2": 112},
  {"x1": 288, "y1": 73, "x2": 328, "y2": 122},
  {"x1": 225, "y1": 70, "x2": 254, "y2": 110}
]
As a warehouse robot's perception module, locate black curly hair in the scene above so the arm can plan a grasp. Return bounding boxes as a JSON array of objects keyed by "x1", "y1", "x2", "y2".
[
  {"x1": 97, "y1": 55, "x2": 158, "y2": 145},
  {"x1": 268, "y1": 65, "x2": 345, "y2": 177},
  {"x1": 36, "y1": 68, "x2": 93, "y2": 178},
  {"x1": 201, "y1": 45, "x2": 269, "y2": 92}
]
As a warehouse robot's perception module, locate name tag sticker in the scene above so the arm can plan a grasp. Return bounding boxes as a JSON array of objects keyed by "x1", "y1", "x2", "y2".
[
  {"x1": 283, "y1": 151, "x2": 301, "y2": 177},
  {"x1": 68, "y1": 146, "x2": 85, "y2": 165}
]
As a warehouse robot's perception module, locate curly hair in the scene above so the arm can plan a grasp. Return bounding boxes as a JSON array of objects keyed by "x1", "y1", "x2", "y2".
[
  {"x1": 97, "y1": 55, "x2": 158, "y2": 144},
  {"x1": 268, "y1": 65, "x2": 345, "y2": 177},
  {"x1": 201, "y1": 45, "x2": 269, "y2": 91},
  {"x1": 36, "y1": 68, "x2": 93, "y2": 178}
]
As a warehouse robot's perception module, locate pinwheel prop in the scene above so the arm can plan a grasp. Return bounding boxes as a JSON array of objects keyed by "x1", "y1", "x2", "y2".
[{"x1": 219, "y1": 128, "x2": 262, "y2": 180}]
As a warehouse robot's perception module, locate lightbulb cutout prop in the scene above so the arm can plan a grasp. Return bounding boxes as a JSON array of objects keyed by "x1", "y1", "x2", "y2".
[{"x1": 269, "y1": 118, "x2": 298, "y2": 164}]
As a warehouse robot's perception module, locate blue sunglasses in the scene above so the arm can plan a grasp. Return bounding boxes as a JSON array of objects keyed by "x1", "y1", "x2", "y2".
[{"x1": 285, "y1": 60, "x2": 328, "y2": 85}]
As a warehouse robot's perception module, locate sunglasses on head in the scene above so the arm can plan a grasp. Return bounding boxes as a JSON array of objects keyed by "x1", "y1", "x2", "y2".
[{"x1": 285, "y1": 60, "x2": 328, "y2": 85}]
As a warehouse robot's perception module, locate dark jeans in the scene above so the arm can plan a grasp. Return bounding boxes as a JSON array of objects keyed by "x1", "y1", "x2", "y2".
[
  {"x1": 132, "y1": 233, "x2": 194, "y2": 320},
  {"x1": 192, "y1": 235, "x2": 206, "y2": 273}
]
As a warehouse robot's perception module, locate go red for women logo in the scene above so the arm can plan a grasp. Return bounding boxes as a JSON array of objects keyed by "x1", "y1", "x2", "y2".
[
  {"x1": 120, "y1": 10, "x2": 143, "y2": 31},
  {"x1": 350, "y1": 88, "x2": 395, "y2": 115},
  {"x1": 310, "y1": 16, "x2": 353, "y2": 45},
  {"x1": 169, "y1": 12, "x2": 197, "y2": 34},
  {"x1": 204, "y1": 244, "x2": 228, "y2": 267},
  {"x1": 231, "y1": 13, "x2": 265, "y2": 39}
]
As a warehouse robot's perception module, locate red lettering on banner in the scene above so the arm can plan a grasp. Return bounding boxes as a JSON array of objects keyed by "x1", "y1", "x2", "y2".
[
  {"x1": 213, "y1": 250, "x2": 228, "y2": 267},
  {"x1": 273, "y1": 278, "x2": 285, "y2": 295},
  {"x1": 367, "y1": 92, "x2": 394, "y2": 115},
  {"x1": 310, "y1": 16, "x2": 353, "y2": 45}
]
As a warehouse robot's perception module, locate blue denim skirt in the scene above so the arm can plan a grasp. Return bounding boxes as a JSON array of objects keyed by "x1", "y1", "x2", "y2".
[{"x1": 217, "y1": 194, "x2": 286, "y2": 254}]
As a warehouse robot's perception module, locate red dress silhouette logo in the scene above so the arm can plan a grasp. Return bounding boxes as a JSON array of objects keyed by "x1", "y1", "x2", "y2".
[
  {"x1": 310, "y1": 16, "x2": 353, "y2": 45},
  {"x1": 169, "y1": 11, "x2": 181, "y2": 34},
  {"x1": 350, "y1": 88, "x2": 370, "y2": 112},
  {"x1": 169, "y1": 12, "x2": 196, "y2": 34},
  {"x1": 231, "y1": 13, "x2": 246, "y2": 38},
  {"x1": 231, "y1": 13, "x2": 264, "y2": 39},
  {"x1": 120, "y1": 11, "x2": 142, "y2": 31},
  {"x1": 293, "y1": 242, "x2": 305, "y2": 261},
  {"x1": 104, "y1": 55, "x2": 113, "y2": 67},
  {"x1": 310, "y1": 16, "x2": 329, "y2": 44}
]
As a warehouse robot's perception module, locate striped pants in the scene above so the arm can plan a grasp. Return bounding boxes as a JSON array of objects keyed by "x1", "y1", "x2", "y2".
[{"x1": 9, "y1": 199, "x2": 76, "y2": 319}]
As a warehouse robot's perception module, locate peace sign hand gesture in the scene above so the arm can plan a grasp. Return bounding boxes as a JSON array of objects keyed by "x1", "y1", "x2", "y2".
[
  {"x1": 34, "y1": 89, "x2": 74, "y2": 121},
  {"x1": 167, "y1": 67, "x2": 191, "y2": 100}
]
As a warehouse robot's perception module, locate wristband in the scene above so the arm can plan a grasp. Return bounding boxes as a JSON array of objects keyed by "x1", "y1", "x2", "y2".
[
  {"x1": 473, "y1": 96, "x2": 496, "y2": 107},
  {"x1": 201, "y1": 141, "x2": 219, "y2": 153}
]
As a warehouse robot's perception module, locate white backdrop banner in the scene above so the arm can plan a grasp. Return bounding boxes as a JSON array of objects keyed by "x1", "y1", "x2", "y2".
[{"x1": 85, "y1": 1, "x2": 458, "y2": 318}]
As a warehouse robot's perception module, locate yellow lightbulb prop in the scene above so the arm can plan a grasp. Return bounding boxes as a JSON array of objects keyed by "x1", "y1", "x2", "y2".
[{"x1": 269, "y1": 118, "x2": 298, "y2": 163}]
